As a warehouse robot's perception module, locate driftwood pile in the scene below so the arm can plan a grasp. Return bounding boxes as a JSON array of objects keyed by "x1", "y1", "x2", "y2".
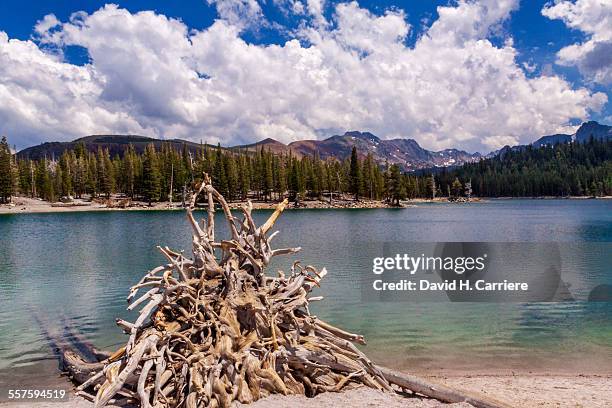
[{"x1": 62, "y1": 174, "x2": 505, "y2": 408}]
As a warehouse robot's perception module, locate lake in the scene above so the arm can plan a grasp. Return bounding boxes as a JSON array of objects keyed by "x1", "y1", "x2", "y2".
[{"x1": 1, "y1": 199, "x2": 611, "y2": 389}]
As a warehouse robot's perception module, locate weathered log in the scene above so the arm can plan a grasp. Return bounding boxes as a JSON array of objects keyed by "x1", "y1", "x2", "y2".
[
  {"x1": 61, "y1": 349, "x2": 105, "y2": 384},
  {"x1": 376, "y1": 366, "x2": 510, "y2": 408}
]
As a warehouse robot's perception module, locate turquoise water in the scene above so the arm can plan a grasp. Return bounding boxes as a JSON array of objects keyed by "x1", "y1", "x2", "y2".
[{"x1": 0, "y1": 199, "x2": 611, "y2": 388}]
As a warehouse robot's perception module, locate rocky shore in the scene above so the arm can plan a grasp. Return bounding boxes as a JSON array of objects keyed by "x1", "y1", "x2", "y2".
[{"x1": 0, "y1": 195, "x2": 433, "y2": 214}]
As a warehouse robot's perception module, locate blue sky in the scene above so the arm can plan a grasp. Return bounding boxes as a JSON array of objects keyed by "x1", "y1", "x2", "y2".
[
  {"x1": 0, "y1": 0, "x2": 610, "y2": 151},
  {"x1": 0, "y1": 1, "x2": 596, "y2": 75}
]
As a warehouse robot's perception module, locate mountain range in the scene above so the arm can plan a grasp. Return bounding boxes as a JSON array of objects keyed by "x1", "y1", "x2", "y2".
[
  {"x1": 239, "y1": 131, "x2": 482, "y2": 170},
  {"x1": 16, "y1": 131, "x2": 482, "y2": 171},
  {"x1": 489, "y1": 121, "x2": 612, "y2": 159},
  {"x1": 531, "y1": 121, "x2": 611, "y2": 148},
  {"x1": 17, "y1": 121, "x2": 611, "y2": 171},
  {"x1": 17, "y1": 134, "x2": 203, "y2": 161}
]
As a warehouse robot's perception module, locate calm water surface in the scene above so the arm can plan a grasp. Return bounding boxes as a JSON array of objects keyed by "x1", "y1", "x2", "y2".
[{"x1": 0, "y1": 199, "x2": 611, "y2": 387}]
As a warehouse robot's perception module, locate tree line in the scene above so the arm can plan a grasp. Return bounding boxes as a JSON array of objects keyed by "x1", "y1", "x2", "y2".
[
  {"x1": 431, "y1": 137, "x2": 612, "y2": 198},
  {"x1": 1, "y1": 136, "x2": 610, "y2": 205},
  {"x1": 1, "y1": 139, "x2": 413, "y2": 204}
]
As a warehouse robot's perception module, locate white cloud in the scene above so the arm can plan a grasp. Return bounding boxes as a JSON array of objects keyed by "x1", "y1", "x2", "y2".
[
  {"x1": 306, "y1": 0, "x2": 327, "y2": 26},
  {"x1": 542, "y1": 0, "x2": 612, "y2": 85},
  {"x1": 0, "y1": 1, "x2": 607, "y2": 152},
  {"x1": 0, "y1": 30, "x2": 151, "y2": 149},
  {"x1": 427, "y1": 0, "x2": 518, "y2": 45},
  {"x1": 522, "y1": 61, "x2": 537, "y2": 73},
  {"x1": 34, "y1": 14, "x2": 60, "y2": 36},
  {"x1": 330, "y1": 2, "x2": 409, "y2": 53},
  {"x1": 206, "y1": 0, "x2": 265, "y2": 30}
]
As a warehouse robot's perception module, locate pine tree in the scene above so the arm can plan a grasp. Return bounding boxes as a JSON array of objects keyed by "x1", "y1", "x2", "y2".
[
  {"x1": 86, "y1": 152, "x2": 98, "y2": 197},
  {"x1": 213, "y1": 144, "x2": 228, "y2": 197},
  {"x1": 450, "y1": 177, "x2": 463, "y2": 200},
  {"x1": 202, "y1": 143, "x2": 214, "y2": 176},
  {"x1": 172, "y1": 148, "x2": 187, "y2": 198},
  {"x1": 589, "y1": 180, "x2": 599, "y2": 197},
  {"x1": 314, "y1": 154, "x2": 325, "y2": 199},
  {"x1": 59, "y1": 151, "x2": 73, "y2": 198},
  {"x1": 288, "y1": 156, "x2": 305, "y2": 202},
  {"x1": 263, "y1": 150, "x2": 273, "y2": 201},
  {"x1": 362, "y1": 153, "x2": 377, "y2": 200},
  {"x1": 74, "y1": 142, "x2": 87, "y2": 159},
  {"x1": 349, "y1": 146, "x2": 361, "y2": 201},
  {"x1": 182, "y1": 143, "x2": 193, "y2": 184},
  {"x1": 0, "y1": 136, "x2": 15, "y2": 203},
  {"x1": 374, "y1": 166, "x2": 385, "y2": 200},
  {"x1": 17, "y1": 159, "x2": 32, "y2": 197},
  {"x1": 97, "y1": 148, "x2": 113, "y2": 198},
  {"x1": 74, "y1": 155, "x2": 86, "y2": 198},
  {"x1": 142, "y1": 143, "x2": 161, "y2": 204},
  {"x1": 123, "y1": 145, "x2": 136, "y2": 198},
  {"x1": 54, "y1": 165, "x2": 64, "y2": 200},
  {"x1": 225, "y1": 154, "x2": 238, "y2": 201},
  {"x1": 36, "y1": 158, "x2": 55, "y2": 202},
  {"x1": 275, "y1": 155, "x2": 287, "y2": 200},
  {"x1": 238, "y1": 154, "x2": 250, "y2": 200},
  {"x1": 387, "y1": 164, "x2": 406, "y2": 205}
]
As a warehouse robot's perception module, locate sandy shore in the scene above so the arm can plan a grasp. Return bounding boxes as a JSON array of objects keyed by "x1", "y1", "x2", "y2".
[
  {"x1": 245, "y1": 373, "x2": 612, "y2": 407},
  {"x1": 2, "y1": 372, "x2": 611, "y2": 407}
]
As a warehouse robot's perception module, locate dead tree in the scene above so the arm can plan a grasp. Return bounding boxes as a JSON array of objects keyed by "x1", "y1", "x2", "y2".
[{"x1": 62, "y1": 173, "x2": 506, "y2": 408}]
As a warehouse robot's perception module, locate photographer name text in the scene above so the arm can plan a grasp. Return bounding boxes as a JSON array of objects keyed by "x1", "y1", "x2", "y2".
[{"x1": 372, "y1": 279, "x2": 528, "y2": 291}]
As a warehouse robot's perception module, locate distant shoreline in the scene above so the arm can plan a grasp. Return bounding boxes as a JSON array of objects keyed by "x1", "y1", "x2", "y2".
[
  {"x1": 488, "y1": 195, "x2": 612, "y2": 200},
  {"x1": 1, "y1": 195, "x2": 610, "y2": 215}
]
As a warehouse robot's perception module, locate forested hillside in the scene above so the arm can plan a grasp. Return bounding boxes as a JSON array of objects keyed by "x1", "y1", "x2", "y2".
[
  {"x1": 432, "y1": 137, "x2": 612, "y2": 197},
  {"x1": 1, "y1": 136, "x2": 610, "y2": 205},
  {"x1": 8, "y1": 141, "x2": 412, "y2": 204}
]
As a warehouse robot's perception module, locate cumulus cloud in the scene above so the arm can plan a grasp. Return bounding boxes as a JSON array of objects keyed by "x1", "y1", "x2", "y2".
[
  {"x1": 427, "y1": 0, "x2": 517, "y2": 44},
  {"x1": 330, "y1": 2, "x2": 409, "y2": 53},
  {"x1": 206, "y1": 0, "x2": 265, "y2": 30},
  {"x1": 542, "y1": 0, "x2": 612, "y2": 85},
  {"x1": 34, "y1": 14, "x2": 61, "y2": 36},
  {"x1": 306, "y1": 0, "x2": 327, "y2": 26},
  {"x1": 0, "y1": 30, "x2": 151, "y2": 149},
  {"x1": 0, "y1": 1, "x2": 608, "y2": 151},
  {"x1": 273, "y1": 0, "x2": 306, "y2": 16}
]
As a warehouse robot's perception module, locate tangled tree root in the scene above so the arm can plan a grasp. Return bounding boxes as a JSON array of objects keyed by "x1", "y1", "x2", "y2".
[{"x1": 62, "y1": 174, "x2": 506, "y2": 408}]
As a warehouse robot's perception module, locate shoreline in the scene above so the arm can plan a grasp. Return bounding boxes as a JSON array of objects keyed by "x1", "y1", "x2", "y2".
[
  {"x1": 1, "y1": 370, "x2": 610, "y2": 407},
  {"x1": 0, "y1": 196, "x2": 427, "y2": 215},
  {"x1": 1, "y1": 195, "x2": 609, "y2": 215}
]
